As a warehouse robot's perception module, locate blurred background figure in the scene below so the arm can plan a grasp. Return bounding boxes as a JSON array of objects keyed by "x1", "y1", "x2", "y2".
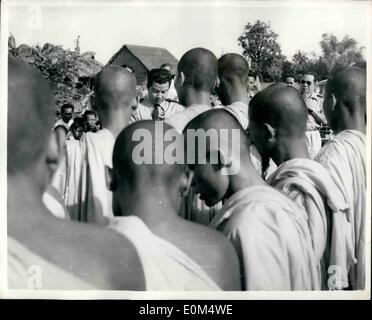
[
  {"x1": 83, "y1": 110, "x2": 99, "y2": 133},
  {"x1": 247, "y1": 70, "x2": 261, "y2": 98}
]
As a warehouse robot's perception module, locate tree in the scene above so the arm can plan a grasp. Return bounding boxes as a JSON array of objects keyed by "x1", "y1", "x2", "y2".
[
  {"x1": 9, "y1": 35, "x2": 102, "y2": 112},
  {"x1": 238, "y1": 20, "x2": 284, "y2": 82},
  {"x1": 320, "y1": 33, "x2": 365, "y2": 74},
  {"x1": 292, "y1": 50, "x2": 310, "y2": 76}
]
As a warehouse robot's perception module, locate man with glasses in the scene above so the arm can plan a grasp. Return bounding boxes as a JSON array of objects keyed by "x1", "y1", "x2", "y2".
[{"x1": 300, "y1": 73, "x2": 327, "y2": 158}]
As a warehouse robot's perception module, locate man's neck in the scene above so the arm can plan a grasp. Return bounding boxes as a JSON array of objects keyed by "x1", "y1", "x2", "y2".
[
  {"x1": 8, "y1": 175, "x2": 49, "y2": 240},
  {"x1": 184, "y1": 87, "x2": 212, "y2": 107},
  {"x1": 226, "y1": 162, "x2": 266, "y2": 200},
  {"x1": 272, "y1": 137, "x2": 310, "y2": 166},
  {"x1": 118, "y1": 187, "x2": 180, "y2": 230},
  {"x1": 226, "y1": 87, "x2": 249, "y2": 106},
  {"x1": 337, "y1": 112, "x2": 366, "y2": 134},
  {"x1": 100, "y1": 110, "x2": 130, "y2": 138}
]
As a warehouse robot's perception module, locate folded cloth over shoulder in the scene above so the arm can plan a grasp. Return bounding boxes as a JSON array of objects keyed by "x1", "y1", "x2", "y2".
[
  {"x1": 109, "y1": 216, "x2": 221, "y2": 291},
  {"x1": 267, "y1": 158, "x2": 351, "y2": 289},
  {"x1": 315, "y1": 129, "x2": 366, "y2": 290},
  {"x1": 210, "y1": 185, "x2": 319, "y2": 290}
]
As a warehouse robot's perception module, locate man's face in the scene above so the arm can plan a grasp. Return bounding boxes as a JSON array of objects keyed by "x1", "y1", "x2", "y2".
[
  {"x1": 247, "y1": 76, "x2": 255, "y2": 91},
  {"x1": 72, "y1": 127, "x2": 84, "y2": 140},
  {"x1": 285, "y1": 77, "x2": 295, "y2": 87},
  {"x1": 148, "y1": 81, "x2": 170, "y2": 105},
  {"x1": 189, "y1": 161, "x2": 229, "y2": 207},
  {"x1": 300, "y1": 74, "x2": 315, "y2": 94},
  {"x1": 86, "y1": 114, "x2": 96, "y2": 129},
  {"x1": 61, "y1": 107, "x2": 73, "y2": 123}
]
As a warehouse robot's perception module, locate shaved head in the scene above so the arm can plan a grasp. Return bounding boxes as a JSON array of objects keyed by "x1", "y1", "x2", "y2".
[
  {"x1": 217, "y1": 53, "x2": 249, "y2": 105},
  {"x1": 8, "y1": 58, "x2": 55, "y2": 173},
  {"x1": 177, "y1": 48, "x2": 218, "y2": 92},
  {"x1": 218, "y1": 53, "x2": 249, "y2": 84},
  {"x1": 327, "y1": 66, "x2": 366, "y2": 114},
  {"x1": 249, "y1": 83, "x2": 308, "y2": 137},
  {"x1": 113, "y1": 121, "x2": 185, "y2": 191},
  {"x1": 94, "y1": 66, "x2": 137, "y2": 111},
  {"x1": 324, "y1": 66, "x2": 366, "y2": 132},
  {"x1": 184, "y1": 109, "x2": 251, "y2": 206}
]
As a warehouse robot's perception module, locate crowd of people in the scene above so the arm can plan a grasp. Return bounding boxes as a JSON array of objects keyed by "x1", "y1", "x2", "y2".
[{"x1": 8, "y1": 46, "x2": 366, "y2": 291}]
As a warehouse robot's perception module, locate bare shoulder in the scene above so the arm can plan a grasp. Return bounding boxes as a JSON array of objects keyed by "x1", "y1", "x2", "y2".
[
  {"x1": 26, "y1": 216, "x2": 145, "y2": 290},
  {"x1": 177, "y1": 221, "x2": 241, "y2": 290}
]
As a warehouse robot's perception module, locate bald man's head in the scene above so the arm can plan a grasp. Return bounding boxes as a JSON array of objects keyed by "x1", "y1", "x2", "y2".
[
  {"x1": 323, "y1": 66, "x2": 366, "y2": 132},
  {"x1": 249, "y1": 83, "x2": 308, "y2": 158},
  {"x1": 112, "y1": 121, "x2": 185, "y2": 193},
  {"x1": 94, "y1": 66, "x2": 137, "y2": 112},
  {"x1": 8, "y1": 58, "x2": 55, "y2": 174},
  {"x1": 184, "y1": 109, "x2": 250, "y2": 206},
  {"x1": 217, "y1": 53, "x2": 249, "y2": 105},
  {"x1": 176, "y1": 48, "x2": 218, "y2": 94}
]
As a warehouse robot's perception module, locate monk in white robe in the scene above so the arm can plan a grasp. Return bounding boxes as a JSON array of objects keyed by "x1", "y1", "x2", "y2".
[
  {"x1": 184, "y1": 109, "x2": 319, "y2": 290},
  {"x1": 8, "y1": 58, "x2": 145, "y2": 290},
  {"x1": 249, "y1": 83, "x2": 350, "y2": 289},
  {"x1": 107, "y1": 121, "x2": 241, "y2": 290},
  {"x1": 52, "y1": 66, "x2": 137, "y2": 225},
  {"x1": 315, "y1": 67, "x2": 367, "y2": 290}
]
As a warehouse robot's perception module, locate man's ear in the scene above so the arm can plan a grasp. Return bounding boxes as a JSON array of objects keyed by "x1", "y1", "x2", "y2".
[
  {"x1": 330, "y1": 93, "x2": 337, "y2": 111},
  {"x1": 105, "y1": 166, "x2": 115, "y2": 191},
  {"x1": 179, "y1": 168, "x2": 193, "y2": 197},
  {"x1": 263, "y1": 123, "x2": 276, "y2": 142},
  {"x1": 212, "y1": 76, "x2": 220, "y2": 92},
  {"x1": 176, "y1": 71, "x2": 185, "y2": 88}
]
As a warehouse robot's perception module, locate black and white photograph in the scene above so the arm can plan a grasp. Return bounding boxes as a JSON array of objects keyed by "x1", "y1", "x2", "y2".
[{"x1": 0, "y1": 0, "x2": 370, "y2": 301}]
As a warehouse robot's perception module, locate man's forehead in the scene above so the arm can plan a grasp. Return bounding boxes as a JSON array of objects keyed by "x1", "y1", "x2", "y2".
[
  {"x1": 151, "y1": 81, "x2": 170, "y2": 90},
  {"x1": 302, "y1": 74, "x2": 314, "y2": 81},
  {"x1": 63, "y1": 107, "x2": 73, "y2": 113}
]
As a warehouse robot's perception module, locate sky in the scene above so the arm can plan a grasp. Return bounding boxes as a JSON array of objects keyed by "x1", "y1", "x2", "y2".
[{"x1": 7, "y1": 1, "x2": 370, "y2": 65}]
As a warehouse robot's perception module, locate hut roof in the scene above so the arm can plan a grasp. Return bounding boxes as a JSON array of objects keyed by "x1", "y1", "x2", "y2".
[{"x1": 107, "y1": 44, "x2": 178, "y2": 70}]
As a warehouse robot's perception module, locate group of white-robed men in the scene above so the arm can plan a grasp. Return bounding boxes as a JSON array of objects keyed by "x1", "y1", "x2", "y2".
[{"x1": 8, "y1": 46, "x2": 366, "y2": 291}]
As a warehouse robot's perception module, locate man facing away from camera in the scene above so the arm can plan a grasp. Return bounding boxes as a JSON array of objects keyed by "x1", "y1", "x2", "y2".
[
  {"x1": 8, "y1": 58, "x2": 145, "y2": 290},
  {"x1": 249, "y1": 83, "x2": 350, "y2": 289},
  {"x1": 107, "y1": 120, "x2": 240, "y2": 290},
  {"x1": 184, "y1": 109, "x2": 319, "y2": 290},
  {"x1": 315, "y1": 66, "x2": 366, "y2": 290}
]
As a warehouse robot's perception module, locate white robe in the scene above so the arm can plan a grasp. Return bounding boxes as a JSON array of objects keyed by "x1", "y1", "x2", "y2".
[
  {"x1": 109, "y1": 216, "x2": 221, "y2": 291},
  {"x1": 210, "y1": 185, "x2": 319, "y2": 290},
  {"x1": 8, "y1": 237, "x2": 97, "y2": 290},
  {"x1": 79, "y1": 129, "x2": 115, "y2": 225},
  {"x1": 50, "y1": 137, "x2": 84, "y2": 220},
  {"x1": 166, "y1": 104, "x2": 212, "y2": 133},
  {"x1": 315, "y1": 130, "x2": 366, "y2": 290},
  {"x1": 267, "y1": 158, "x2": 350, "y2": 289}
]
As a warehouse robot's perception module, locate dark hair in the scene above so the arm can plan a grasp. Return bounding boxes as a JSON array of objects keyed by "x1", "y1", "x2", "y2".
[
  {"x1": 147, "y1": 68, "x2": 173, "y2": 88},
  {"x1": 302, "y1": 72, "x2": 317, "y2": 82},
  {"x1": 248, "y1": 70, "x2": 257, "y2": 78},
  {"x1": 284, "y1": 74, "x2": 296, "y2": 82},
  {"x1": 70, "y1": 117, "x2": 85, "y2": 130},
  {"x1": 61, "y1": 103, "x2": 74, "y2": 113},
  {"x1": 83, "y1": 110, "x2": 96, "y2": 120}
]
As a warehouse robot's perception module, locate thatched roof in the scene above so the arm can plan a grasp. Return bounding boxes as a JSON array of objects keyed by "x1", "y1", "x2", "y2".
[{"x1": 107, "y1": 44, "x2": 178, "y2": 70}]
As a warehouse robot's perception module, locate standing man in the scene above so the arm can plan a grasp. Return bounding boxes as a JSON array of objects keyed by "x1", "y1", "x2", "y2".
[
  {"x1": 315, "y1": 66, "x2": 366, "y2": 290},
  {"x1": 300, "y1": 73, "x2": 327, "y2": 158},
  {"x1": 131, "y1": 68, "x2": 184, "y2": 122},
  {"x1": 247, "y1": 70, "x2": 260, "y2": 98},
  {"x1": 54, "y1": 103, "x2": 74, "y2": 131}
]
